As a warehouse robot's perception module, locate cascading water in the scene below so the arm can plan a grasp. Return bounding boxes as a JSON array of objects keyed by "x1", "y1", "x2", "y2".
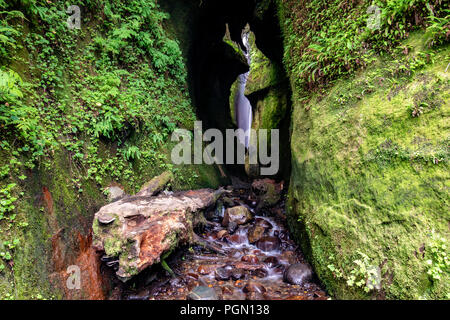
[{"x1": 234, "y1": 30, "x2": 253, "y2": 149}]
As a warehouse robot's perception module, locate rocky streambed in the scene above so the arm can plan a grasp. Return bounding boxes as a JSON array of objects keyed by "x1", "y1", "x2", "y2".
[{"x1": 95, "y1": 176, "x2": 328, "y2": 300}]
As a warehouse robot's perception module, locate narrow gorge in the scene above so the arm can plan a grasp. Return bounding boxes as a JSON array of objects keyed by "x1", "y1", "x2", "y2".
[{"x1": 0, "y1": 0, "x2": 448, "y2": 301}]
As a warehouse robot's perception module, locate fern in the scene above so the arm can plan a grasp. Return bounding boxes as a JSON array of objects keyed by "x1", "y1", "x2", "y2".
[{"x1": 0, "y1": 69, "x2": 23, "y2": 99}]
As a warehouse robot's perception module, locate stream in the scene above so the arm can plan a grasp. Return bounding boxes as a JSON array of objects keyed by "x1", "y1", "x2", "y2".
[
  {"x1": 234, "y1": 30, "x2": 253, "y2": 149},
  {"x1": 105, "y1": 178, "x2": 328, "y2": 300}
]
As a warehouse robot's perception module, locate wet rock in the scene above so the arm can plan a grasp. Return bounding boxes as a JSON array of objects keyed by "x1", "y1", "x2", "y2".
[
  {"x1": 251, "y1": 268, "x2": 268, "y2": 278},
  {"x1": 222, "y1": 206, "x2": 252, "y2": 227},
  {"x1": 280, "y1": 251, "x2": 298, "y2": 264},
  {"x1": 215, "y1": 267, "x2": 232, "y2": 281},
  {"x1": 284, "y1": 263, "x2": 313, "y2": 285},
  {"x1": 243, "y1": 282, "x2": 266, "y2": 294},
  {"x1": 187, "y1": 286, "x2": 218, "y2": 300},
  {"x1": 126, "y1": 290, "x2": 150, "y2": 300},
  {"x1": 231, "y1": 268, "x2": 245, "y2": 280},
  {"x1": 255, "y1": 218, "x2": 273, "y2": 230},
  {"x1": 241, "y1": 255, "x2": 259, "y2": 264},
  {"x1": 221, "y1": 285, "x2": 234, "y2": 295},
  {"x1": 246, "y1": 292, "x2": 265, "y2": 300},
  {"x1": 247, "y1": 225, "x2": 265, "y2": 243},
  {"x1": 263, "y1": 256, "x2": 280, "y2": 268},
  {"x1": 285, "y1": 295, "x2": 308, "y2": 300},
  {"x1": 227, "y1": 233, "x2": 246, "y2": 244},
  {"x1": 227, "y1": 221, "x2": 238, "y2": 234},
  {"x1": 186, "y1": 273, "x2": 199, "y2": 280},
  {"x1": 234, "y1": 262, "x2": 265, "y2": 271},
  {"x1": 197, "y1": 264, "x2": 216, "y2": 275},
  {"x1": 216, "y1": 230, "x2": 228, "y2": 239},
  {"x1": 255, "y1": 236, "x2": 281, "y2": 252},
  {"x1": 222, "y1": 197, "x2": 235, "y2": 207},
  {"x1": 251, "y1": 179, "x2": 283, "y2": 210}
]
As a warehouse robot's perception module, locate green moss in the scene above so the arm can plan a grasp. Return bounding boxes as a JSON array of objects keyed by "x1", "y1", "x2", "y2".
[
  {"x1": 285, "y1": 31, "x2": 449, "y2": 299},
  {"x1": 245, "y1": 32, "x2": 283, "y2": 96}
]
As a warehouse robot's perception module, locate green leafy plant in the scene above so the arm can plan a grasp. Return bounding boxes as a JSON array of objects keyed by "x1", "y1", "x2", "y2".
[
  {"x1": 0, "y1": 183, "x2": 17, "y2": 220},
  {"x1": 425, "y1": 230, "x2": 449, "y2": 282}
]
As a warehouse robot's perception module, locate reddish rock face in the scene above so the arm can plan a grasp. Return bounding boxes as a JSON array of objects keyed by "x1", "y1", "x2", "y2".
[
  {"x1": 92, "y1": 188, "x2": 224, "y2": 281},
  {"x1": 44, "y1": 186, "x2": 109, "y2": 300}
]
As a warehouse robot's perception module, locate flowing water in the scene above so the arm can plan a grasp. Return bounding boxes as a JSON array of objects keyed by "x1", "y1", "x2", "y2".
[
  {"x1": 234, "y1": 31, "x2": 253, "y2": 149},
  {"x1": 102, "y1": 30, "x2": 327, "y2": 302},
  {"x1": 108, "y1": 179, "x2": 328, "y2": 301}
]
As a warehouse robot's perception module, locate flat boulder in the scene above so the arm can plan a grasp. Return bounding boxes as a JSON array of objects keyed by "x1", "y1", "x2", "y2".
[{"x1": 222, "y1": 206, "x2": 252, "y2": 227}]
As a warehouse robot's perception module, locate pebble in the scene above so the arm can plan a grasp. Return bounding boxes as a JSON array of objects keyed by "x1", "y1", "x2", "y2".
[
  {"x1": 243, "y1": 282, "x2": 266, "y2": 294},
  {"x1": 215, "y1": 267, "x2": 232, "y2": 281},
  {"x1": 187, "y1": 286, "x2": 218, "y2": 300},
  {"x1": 241, "y1": 255, "x2": 259, "y2": 264},
  {"x1": 284, "y1": 263, "x2": 313, "y2": 285},
  {"x1": 247, "y1": 224, "x2": 265, "y2": 243}
]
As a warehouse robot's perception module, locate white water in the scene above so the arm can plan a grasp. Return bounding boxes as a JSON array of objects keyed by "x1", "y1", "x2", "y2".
[{"x1": 234, "y1": 31, "x2": 253, "y2": 149}]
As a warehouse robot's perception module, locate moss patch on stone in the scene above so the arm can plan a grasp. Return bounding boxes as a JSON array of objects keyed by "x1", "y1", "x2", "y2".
[{"x1": 285, "y1": 32, "x2": 449, "y2": 299}]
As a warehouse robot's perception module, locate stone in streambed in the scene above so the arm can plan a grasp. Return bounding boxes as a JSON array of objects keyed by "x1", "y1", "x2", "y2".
[
  {"x1": 243, "y1": 282, "x2": 266, "y2": 294},
  {"x1": 284, "y1": 263, "x2": 313, "y2": 285},
  {"x1": 231, "y1": 268, "x2": 245, "y2": 280},
  {"x1": 246, "y1": 292, "x2": 265, "y2": 300},
  {"x1": 222, "y1": 206, "x2": 252, "y2": 227},
  {"x1": 247, "y1": 224, "x2": 265, "y2": 243},
  {"x1": 255, "y1": 236, "x2": 281, "y2": 251},
  {"x1": 227, "y1": 221, "x2": 238, "y2": 234},
  {"x1": 251, "y1": 268, "x2": 268, "y2": 278},
  {"x1": 215, "y1": 267, "x2": 232, "y2": 281},
  {"x1": 187, "y1": 286, "x2": 218, "y2": 300},
  {"x1": 263, "y1": 256, "x2": 280, "y2": 268},
  {"x1": 197, "y1": 264, "x2": 216, "y2": 275},
  {"x1": 241, "y1": 254, "x2": 259, "y2": 264},
  {"x1": 255, "y1": 218, "x2": 273, "y2": 230},
  {"x1": 216, "y1": 229, "x2": 228, "y2": 239}
]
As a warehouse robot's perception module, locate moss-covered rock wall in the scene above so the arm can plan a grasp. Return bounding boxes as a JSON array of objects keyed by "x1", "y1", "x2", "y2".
[
  {"x1": 0, "y1": 0, "x2": 224, "y2": 299},
  {"x1": 277, "y1": 0, "x2": 449, "y2": 299}
]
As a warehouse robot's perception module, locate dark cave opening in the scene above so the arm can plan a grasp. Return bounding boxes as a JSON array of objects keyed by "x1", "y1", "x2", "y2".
[{"x1": 162, "y1": 0, "x2": 291, "y2": 180}]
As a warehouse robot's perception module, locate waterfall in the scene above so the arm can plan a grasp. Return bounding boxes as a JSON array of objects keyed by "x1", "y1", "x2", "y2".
[{"x1": 234, "y1": 30, "x2": 253, "y2": 149}]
